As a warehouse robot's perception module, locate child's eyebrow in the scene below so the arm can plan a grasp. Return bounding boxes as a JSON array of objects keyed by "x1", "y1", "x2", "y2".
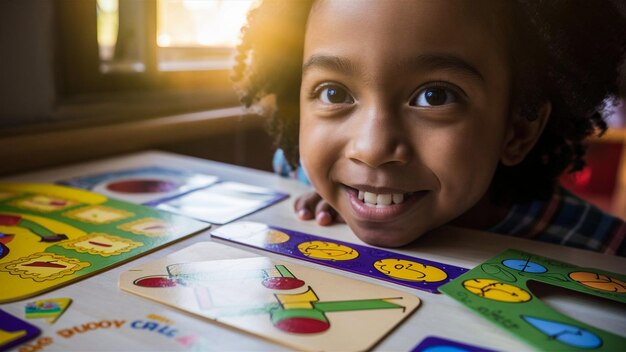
[
  {"x1": 302, "y1": 53, "x2": 485, "y2": 84},
  {"x1": 399, "y1": 54, "x2": 485, "y2": 83},
  {"x1": 302, "y1": 55, "x2": 358, "y2": 76}
]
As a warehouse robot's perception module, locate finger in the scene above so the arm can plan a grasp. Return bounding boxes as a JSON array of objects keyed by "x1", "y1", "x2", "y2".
[
  {"x1": 294, "y1": 192, "x2": 321, "y2": 220},
  {"x1": 315, "y1": 200, "x2": 336, "y2": 226}
]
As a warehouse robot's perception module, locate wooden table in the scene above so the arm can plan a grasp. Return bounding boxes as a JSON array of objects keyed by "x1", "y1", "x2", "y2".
[{"x1": 1, "y1": 151, "x2": 624, "y2": 352}]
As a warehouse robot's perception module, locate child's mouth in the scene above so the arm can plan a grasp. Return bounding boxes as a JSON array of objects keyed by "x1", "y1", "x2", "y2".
[
  {"x1": 347, "y1": 186, "x2": 428, "y2": 222},
  {"x1": 343, "y1": 185, "x2": 425, "y2": 222},
  {"x1": 357, "y1": 190, "x2": 412, "y2": 207}
]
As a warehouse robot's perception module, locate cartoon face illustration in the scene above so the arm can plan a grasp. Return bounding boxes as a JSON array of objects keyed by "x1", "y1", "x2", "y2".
[
  {"x1": 462, "y1": 279, "x2": 532, "y2": 303},
  {"x1": 297, "y1": 241, "x2": 359, "y2": 261},
  {"x1": 569, "y1": 271, "x2": 626, "y2": 293},
  {"x1": 374, "y1": 258, "x2": 447, "y2": 282}
]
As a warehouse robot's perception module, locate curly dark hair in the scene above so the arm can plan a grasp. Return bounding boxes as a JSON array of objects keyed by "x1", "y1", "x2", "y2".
[{"x1": 232, "y1": 0, "x2": 626, "y2": 202}]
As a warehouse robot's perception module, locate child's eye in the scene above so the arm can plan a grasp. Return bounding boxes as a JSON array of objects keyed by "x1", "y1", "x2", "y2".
[
  {"x1": 411, "y1": 86, "x2": 459, "y2": 107},
  {"x1": 316, "y1": 85, "x2": 355, "y2": 104}
]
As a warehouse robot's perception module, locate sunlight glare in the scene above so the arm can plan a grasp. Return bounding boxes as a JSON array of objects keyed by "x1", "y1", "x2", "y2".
[{"x1": 158, "y1": 0, "x2": 254, "y2": 48}]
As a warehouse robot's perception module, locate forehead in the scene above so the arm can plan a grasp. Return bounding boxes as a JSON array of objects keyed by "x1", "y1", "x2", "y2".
[{"x1": 304, "y1": 0, "x2": 510, "y2": 80}]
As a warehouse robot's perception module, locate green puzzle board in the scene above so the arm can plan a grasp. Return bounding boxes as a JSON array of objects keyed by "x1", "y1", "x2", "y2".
[
  {"x1": 0, "y1": 183, "x2": 209, "y2": 303},
  {"x1": 439, "y1": 248, "x2": 626, "y2": 351}
]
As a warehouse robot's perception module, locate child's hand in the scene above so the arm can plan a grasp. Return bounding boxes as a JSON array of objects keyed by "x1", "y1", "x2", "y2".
[{"x1": 294, "y1": 191, "x2": 344, "y2": 226}]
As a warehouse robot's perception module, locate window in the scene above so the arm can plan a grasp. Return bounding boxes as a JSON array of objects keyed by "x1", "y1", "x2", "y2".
[
  {"x1": 56, "y1": 0, "x2": 254, "y2": 124},
  {"x1": 156, "y1": 0, "x2": 251, "y2": 71},
  {"x1": 97, "y1": 0, "x2": 252, "y2": 73}
]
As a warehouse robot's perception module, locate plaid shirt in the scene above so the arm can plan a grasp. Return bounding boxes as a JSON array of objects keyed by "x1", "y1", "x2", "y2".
[
  {"x1": 488, "y1": 187, "x2": 626, "y2": 256},
  {"x1": 273, "y1": 150, "x2": 626, "y2": 256}
]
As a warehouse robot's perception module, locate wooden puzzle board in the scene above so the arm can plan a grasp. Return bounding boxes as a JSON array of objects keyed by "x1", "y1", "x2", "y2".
[
  {"x1": 0, "y1": 183, "x2": 209, "y2": 303},
  {"x1": 119, "y1": 242, "x2": 421, "y2": 352}
]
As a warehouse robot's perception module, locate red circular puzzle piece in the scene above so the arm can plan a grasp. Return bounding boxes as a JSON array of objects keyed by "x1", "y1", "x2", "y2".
[
  {"x1": 107, "y1": 179, "x2": 178, "y2": 193},
  {"x1": 262, "y1": 277, "x2": 305, "y2": 290},
  {"x1": 134, "y1": 276, "x2": 177, "y2": 287},
  {"x1": 275, "y1": 317, "x2": 330, "y2": 333}
]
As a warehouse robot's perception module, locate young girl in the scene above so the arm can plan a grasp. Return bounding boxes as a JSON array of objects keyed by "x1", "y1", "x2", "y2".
[{"x1": 232, "y1": 0, "x2": 626, "y2": 256}]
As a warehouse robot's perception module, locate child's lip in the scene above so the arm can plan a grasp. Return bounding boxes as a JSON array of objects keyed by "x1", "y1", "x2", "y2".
[{"x1": 345, "y1": 184, "x2": 411, "y2": 195}]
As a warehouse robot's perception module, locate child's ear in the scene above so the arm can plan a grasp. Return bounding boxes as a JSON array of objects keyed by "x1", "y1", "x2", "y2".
[{"x1": 500, "y1": 102, "x2": 551, "y2": 166}]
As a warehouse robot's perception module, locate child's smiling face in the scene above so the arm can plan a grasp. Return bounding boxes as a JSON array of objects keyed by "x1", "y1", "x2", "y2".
[{"x1": 299, "y1": 0, "x2": 520, "y2": 247}]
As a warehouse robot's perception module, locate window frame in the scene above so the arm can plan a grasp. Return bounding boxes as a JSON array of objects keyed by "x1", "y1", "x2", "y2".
[{"x1": 54, "y1": 0, "x2": 240, "y2": 126}]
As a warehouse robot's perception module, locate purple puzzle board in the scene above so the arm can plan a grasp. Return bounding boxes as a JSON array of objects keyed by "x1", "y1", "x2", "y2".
[
  {"x1": 211, "y1": 221, "x2": 467, "y2": 293},
  {"x1": 0, "y1": 309, "x2": 41, "y2": 351},
  {"x1": 411, "y1": 336, "x2": 498, "y2": 352}
]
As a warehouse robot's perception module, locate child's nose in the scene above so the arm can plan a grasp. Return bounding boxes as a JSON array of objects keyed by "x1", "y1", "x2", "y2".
[{"x1": 345, "y1": 108, "x2": 411, "y2": 168}]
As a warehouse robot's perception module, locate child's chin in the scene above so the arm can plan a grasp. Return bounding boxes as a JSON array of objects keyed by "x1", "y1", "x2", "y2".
[{"x1": 350, "y1": 226, "x2": 420, "y2": 248}]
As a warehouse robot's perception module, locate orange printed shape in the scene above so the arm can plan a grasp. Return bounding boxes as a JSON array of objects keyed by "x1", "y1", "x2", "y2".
[{"x1": 569, "y1": 271, "x2": 626, "y2": 293}]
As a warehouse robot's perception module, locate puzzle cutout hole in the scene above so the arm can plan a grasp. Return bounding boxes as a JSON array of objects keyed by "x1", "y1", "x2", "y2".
[{"x1": 526, "y1": 280, "x2": 626, "y2": 338}]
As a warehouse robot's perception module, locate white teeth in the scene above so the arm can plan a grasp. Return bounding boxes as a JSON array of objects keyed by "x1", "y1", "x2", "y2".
[
  {"x1": 377, "y1": 194, "x2": 392, "y2": 206},
  {"x1": 364, "y1": 192, "x2": 377, "y2": 204},
  {"x1": 392, "y1": 193, "x2": 404, "y2": 204},
  {"x1": 360, "y1": 191, "x2": 407, "y2": 206}
]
